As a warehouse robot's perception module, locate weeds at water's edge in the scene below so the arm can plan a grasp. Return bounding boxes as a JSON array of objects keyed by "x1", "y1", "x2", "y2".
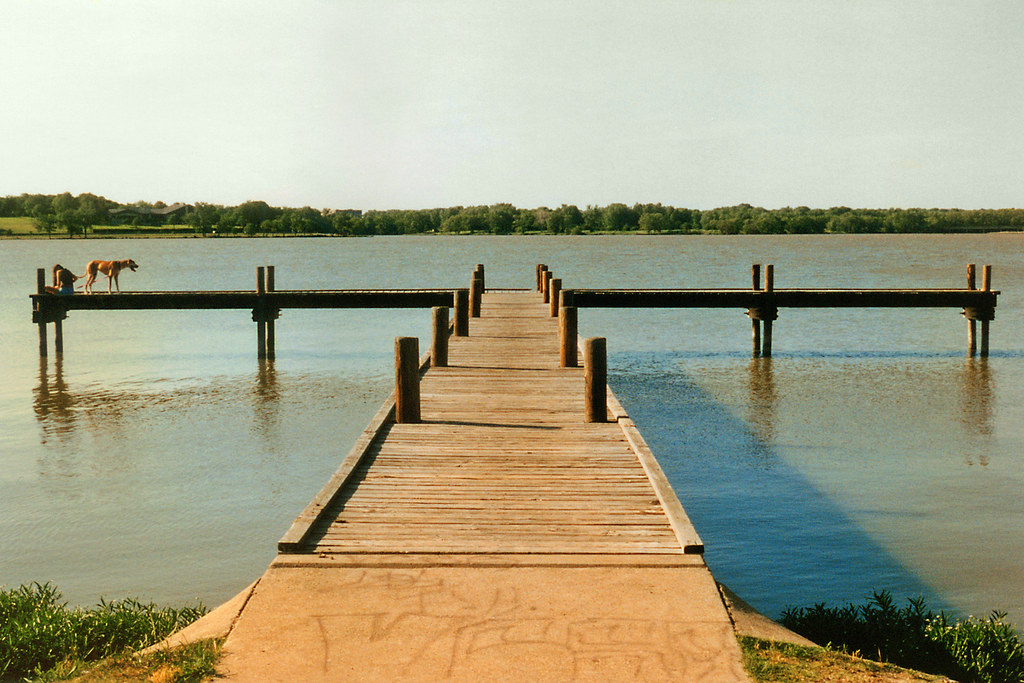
[
  {"x1": 0, "y1": 582, "x2": 208, "y2": 681},
  {"x1": 779, "y1": 591, "x2": 1024, "y2": 683}
]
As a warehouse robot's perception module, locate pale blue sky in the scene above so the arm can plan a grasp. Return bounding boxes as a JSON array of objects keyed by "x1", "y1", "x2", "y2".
[{"x1": 2, "y1": 0, "x2": 1021, "y2": 210}]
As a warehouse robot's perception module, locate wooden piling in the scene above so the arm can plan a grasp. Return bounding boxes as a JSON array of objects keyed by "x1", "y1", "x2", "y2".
[
  {"x1": 543, "y1": 270, "x2": 553, "y2": 303},
  {"x1": 470, "y1": 273, "x2": 483, "y2": 318},
  {"x1": 36, "y1": 268, "x2": 47, "y2": 357},
  {"x1": 982, "y1": 265, "x2": 992, "y2": 357},
  {"x1": 266, "y1": 265, "x2": 276, "y2": 360},
  {"x1": 762, "y1": 265, "x2": 774, "y2": 357},
  {"x1": 584, "y1": 337, "x2": 607, "y2": 423},
  {"x1": 559, "y1": 303, "x2": 578, "y2": 367},
  {"x1": 431, "y1": 306, "x2": 449, "y2": 367},
  {"x1": 549, "y1": 278, "x2": 562, "y2": 317},
  {"x1": 395, "y1": 336, "x2": 421, "y2": 423},
  {"x1": 537, "y1": 264, "x2": 548, "y2": 292},
  {"x1": 967, "y1": 264, "x2": 977, "y2": 355},
  {"x1": 454, "y1": 289, "x2": 469, "y2": 336},
  {"x1": 256, "y1": 267, "x2": 267, "y2": 360},
  {"x1": 475, "y1": 264, "x2": 485, "y2": 292},
  {"x1": 751, "y1": 264, "x2": 761, "y2": 356}
]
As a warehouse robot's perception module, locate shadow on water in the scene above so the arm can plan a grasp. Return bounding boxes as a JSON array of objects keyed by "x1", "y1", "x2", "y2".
[{"x1": 610, "y1": 354, "x2": 995, "y2": 619}]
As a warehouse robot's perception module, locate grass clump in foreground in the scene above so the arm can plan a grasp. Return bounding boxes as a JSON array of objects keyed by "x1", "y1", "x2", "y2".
[
  {"x1": 779, "y1": 591, "x2": 1024, "y2": 683},
  {"x1": 0, "y1": 582, "x2": 213, "y2": 682},
  {"x1": 740, "y1": 636, "x2": 952, "y2": 682}
]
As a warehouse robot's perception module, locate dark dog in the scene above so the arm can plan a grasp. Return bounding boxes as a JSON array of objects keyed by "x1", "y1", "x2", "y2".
[{"x1": 84, "y1": 259, "x2": 139, "y2": 293}]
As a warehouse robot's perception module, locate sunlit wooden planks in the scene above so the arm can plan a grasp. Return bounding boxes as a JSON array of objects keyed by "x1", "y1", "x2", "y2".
[{"x1": 284, "y1": 291, "x2": 702, "y2": 556}]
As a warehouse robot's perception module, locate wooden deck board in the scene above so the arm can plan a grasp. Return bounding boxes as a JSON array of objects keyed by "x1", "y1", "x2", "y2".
[{"x1": 282, "y1": 291, "x2": 703, "y2": 556}]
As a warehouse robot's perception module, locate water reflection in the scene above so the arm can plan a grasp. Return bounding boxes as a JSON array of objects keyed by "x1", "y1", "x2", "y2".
[
  {"x1": 34, "y1": 356, "x2": 77, "y2": 441},
  {"x1": 746, "y1": 357, "x2": 777, "y2": 450},
  {"x1": 253, "y1": 360, "x2": 281, "y2": 442},
  {"x1": 958, "y1": 358, "x2": 994, "y2": 466}
]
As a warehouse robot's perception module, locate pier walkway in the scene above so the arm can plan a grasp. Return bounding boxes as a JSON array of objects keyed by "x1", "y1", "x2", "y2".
[{"x1": 216, "y1": 291, "x2": 747, "y2": 681}]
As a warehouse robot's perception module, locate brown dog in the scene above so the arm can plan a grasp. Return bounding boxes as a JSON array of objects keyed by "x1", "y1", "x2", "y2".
[{"x1": 84, "y1": 259, "x2": 139, "y2": 293}]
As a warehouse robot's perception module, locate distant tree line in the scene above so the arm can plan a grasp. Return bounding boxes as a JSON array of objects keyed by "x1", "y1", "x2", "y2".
[{"x1": 3, "y1": 193, "x2": 1023, "y2": 238}]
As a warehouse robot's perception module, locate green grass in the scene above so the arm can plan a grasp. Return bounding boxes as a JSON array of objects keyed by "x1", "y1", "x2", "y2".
[
  {"x1": 0, "y1": 216, "x2": 38, "y2": 235},
  {"x1": 0, "y1": 582, "x2": 207, "y2": 681},
  {"x1": 780, "y1": 591, "x2": 1024, "y2": 683},
  {"x1": 739, "y1": 636, "x2": 949, "y2": 682}
]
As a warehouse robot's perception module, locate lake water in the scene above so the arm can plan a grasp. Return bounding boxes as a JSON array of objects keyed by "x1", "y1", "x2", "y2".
[{"x1": 2, "y1": 234, "x2": 1022, "y2": 626}]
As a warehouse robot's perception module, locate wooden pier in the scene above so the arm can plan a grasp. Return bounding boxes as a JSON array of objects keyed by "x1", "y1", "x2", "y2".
[{"x1": 217, "y1": 288, "x2": 746, "y2": 681}]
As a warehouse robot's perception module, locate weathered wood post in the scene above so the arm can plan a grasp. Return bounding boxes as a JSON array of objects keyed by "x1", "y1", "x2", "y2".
[
  {"x1": 549, "y1": 278, "x2": 561, "y2": 317},
  {"x1": 395, "y1": 336, "x2": 421, "y2": 423},
  {"x1": 266, "y1": 265, "x2": 276, "y2": 360},
  {"x1": 256, "y1": 267, "x2": 267, "y2": 360},
  {"x1": 967, "y1": 263, "x2": 977, "y2": 355},
  {"x1": 543, "y1": 270, "x2": 553, "y2": 303},
  {"x1": 470, "y1": 271, "x2": 483, "y2": 318},
  {"x1": 475, "y1": 264, "x2": 485, "y2": 292},
  {"x1": 454, "y1": 288, "x2": 469, "y2": 336},
  {"x1": 36, "y1": 268, "x2": 47, "y2": 357},
  {"x1": 559, "y1": 298, "x2": 578, "y2": 367},
  {"x1": 584, "y1": 337, "x2": 607, "y2": 423},
  {"x1": 751, "y1": 264, "x2": 761, "y2": 356},
  {"x1": 762, "y1": 264, "x2": 775, "y2": 356},
  {"x1": 981, "y1": 265, "x2": 992, "y2": 357},
  {"x1": 537, "y1": 264, "x2": 548, "y2": 292},
  {"x1": 431, "y1": 306, "x2": 449, "y2": 368}
]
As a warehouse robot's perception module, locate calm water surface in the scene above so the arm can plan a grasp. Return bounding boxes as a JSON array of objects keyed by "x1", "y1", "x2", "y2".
[{"x1": 1, "y1": 234, "x2": 1022, "y2": 625}]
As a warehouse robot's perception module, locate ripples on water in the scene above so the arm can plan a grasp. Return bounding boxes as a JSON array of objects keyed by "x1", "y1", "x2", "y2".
[{"x1": 2, "y1": 235, "x2": 1023, "y2": 628}]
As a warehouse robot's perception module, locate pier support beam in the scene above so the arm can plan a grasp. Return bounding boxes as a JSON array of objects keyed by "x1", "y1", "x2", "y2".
[
  {"x1": 549, "y1": 278, "x2": 561, "y2": 317},
  {"x1": 747, "y1": 264, "x2": 777, "y2": 357},
  {"x1": 266, "y1": 266, "x2": 276, "y2": 360},
  {"x1": 395, "y1": 336, "x2": 421, "y2": 423},
  {"x1": 584, "y1": 337, "x2": 607, "y2": 423},
  {"x1": 454, "y1": 289, "x2": 469, "y2": 336},
  {"x1": 559, "y1": 302, "x2": 578, "y2": 367},
  {"x1": 964, "y1": 264, "x2": 994, "y2": 357},
  {"x1": 36, "y1": 269, "x2": 47, "y2": 357},
  {"x1": 431, "y1": 306, "x2": 449, "y2": 368},
  {"x1": 470, "y1": 272, "x2": 483, "y2": 318},
  {"x1": 253, "y1": 266, "x2": 281, "y2": 360}
]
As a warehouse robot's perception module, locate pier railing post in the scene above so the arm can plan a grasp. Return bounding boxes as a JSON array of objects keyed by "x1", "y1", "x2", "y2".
[
  {"x1": 395, "y1": 336, "x2": 421, "y2": 423},
  {"x1": 543, "y1": 270, "x2": 553, "y2": 303},
  {"x1": 537, "y1": 264, "x2": 548, "y2": 293},
  {"x1": 36, "y1": 268, "x2": 47, "y2": 357},
  {"x1": 549, "y1": 278, "x2": 561, "y2": 317},
  {"x1": 559, "y1": 301, "x2": 578, "y2": 367},
  {"x1": 475, "y1": 264, "x2": 485, "y2": 292},
  {"x1": 470, "y1": 272, "x2": 483, "y2": 318},
  {"x1": 584, "y1": 337, "x2": 607, "y2": 423},
  {"x1": 431, "y1": 306, "x2": 449, "y2": 368},
  {"x1": 454, "y1": 289, "x2": 469, "y2": 336}
]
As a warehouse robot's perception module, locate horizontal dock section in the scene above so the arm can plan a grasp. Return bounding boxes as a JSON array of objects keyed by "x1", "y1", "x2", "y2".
[
  {"x1": 31, "y1": 289, "x2": 458, "y2": 314},
  {"x1": 563, "y1": 288, "x2": 999, "y2": 310}
]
